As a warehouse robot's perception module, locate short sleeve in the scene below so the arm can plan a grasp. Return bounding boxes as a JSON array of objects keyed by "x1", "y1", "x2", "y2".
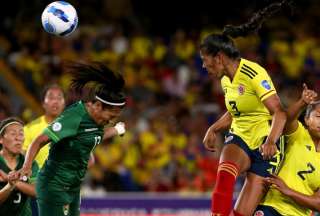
[
  {"x1": 29, "y1": 161, "x2": 39, "y2": 183},
  {"x1": 250, "y1": 67, "x2": 277, "y2": 101},
  {"x1": 43, "y1": 111, "x2": 81, "y2": 143}
]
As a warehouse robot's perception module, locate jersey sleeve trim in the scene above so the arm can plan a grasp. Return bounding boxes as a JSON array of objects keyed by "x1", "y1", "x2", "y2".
[
  {"x1": 260, "y1": 89, "x2": 276, "y2": 101},
  {"x1": 43, "y1": 128, "x2": 60, "y2": 143}
]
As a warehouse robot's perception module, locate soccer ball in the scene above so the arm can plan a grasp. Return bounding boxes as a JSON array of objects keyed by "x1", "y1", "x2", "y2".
[{"x1": 41, "y1": 1, "x2": 78, "y2": 36}]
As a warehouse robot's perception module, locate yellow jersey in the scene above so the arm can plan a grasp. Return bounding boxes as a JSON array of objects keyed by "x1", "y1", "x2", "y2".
[
  {"x1": 261, "y1": 122, "x2": 320, "y2": 216},
  {"x1": 221, "y1": 58, "x2": 276, "y2": 150},
  {"x1": 23, "y1": 115, "x2": 49, "y2": 168}
]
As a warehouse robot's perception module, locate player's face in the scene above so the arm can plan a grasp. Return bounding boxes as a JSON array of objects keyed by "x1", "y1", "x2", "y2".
[
  {"x1": 99, "y1": 108, "x2": 122, "y2": 126},
  {"x1": 43, "y1": 87, "x2": 65, "y2": 118},
  {"x1": 92, "y1": 102, "x2": 122, "y2": 126},
  {"x1": 306, "y1": 106, "x2": 320, "y2": 138},
  {"x1": 0, "y1": 123, "x2": 24, "y2": 155},
  {"x1": 200, "y1": 51, "x2": 224, "y2": 79}
]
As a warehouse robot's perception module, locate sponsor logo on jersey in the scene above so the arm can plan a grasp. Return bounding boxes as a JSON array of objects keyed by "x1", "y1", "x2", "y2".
[
  {"x1": 52, "y1": 122, "x2": 62, "y2": 132},
  {"x1": 85, "y1": 128, "x2": 98, "y2": 132},
  {"x1": 225, "y1": 135, "x2": 234, "y2": 143},
  {"x1": 254, "y1": 210, "x2": 264, "y2": 216},
  {"x1": 63, "y1": 204, "x2": 69, "y2": 216},
  {"x1": 238, "y1": 84, "x2": 245, "y2": 95},
  {"x1": 261, "y1": 80, "x2": 271, "y2": 90}
]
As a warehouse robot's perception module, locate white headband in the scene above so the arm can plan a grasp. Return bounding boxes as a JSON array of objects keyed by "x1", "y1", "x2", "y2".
[
  {"x1": 95, "y1": 95, "x2": 126, "y2": 106},
  {"x1": 0, "y1": 121, "x2": 22, "y2": 135}
]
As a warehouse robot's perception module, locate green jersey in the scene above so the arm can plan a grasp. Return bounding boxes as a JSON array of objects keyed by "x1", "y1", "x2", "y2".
[
  {"x1": 0, "y1": 154, "x2": 39, "y2": 216},
  {"x1": 41, "y1": 101, "x2": 103, "y2": 191}
]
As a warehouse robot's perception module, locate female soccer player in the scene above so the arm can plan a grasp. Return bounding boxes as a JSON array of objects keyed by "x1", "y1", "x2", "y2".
[
  {"x1": 255, "y1": 85, "x2": 320, "y2": 216},
  {"x1": 10, "y1": 62, "x2": 126, "y2": 216},
  {"x1": 0, "y1": 117, "x2": 39, "y2": 216},
  {"x1": 201, "y1": 1, "x2": 291, "y2": 215}
]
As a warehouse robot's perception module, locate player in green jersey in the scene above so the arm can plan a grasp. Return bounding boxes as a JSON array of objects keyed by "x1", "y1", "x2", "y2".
[
  {"x1": 0, "y1": 117, "x2": 39, "y2": 216},
  {"x1": 10, "y1": 62, "x2": 126, "y2": 216}
]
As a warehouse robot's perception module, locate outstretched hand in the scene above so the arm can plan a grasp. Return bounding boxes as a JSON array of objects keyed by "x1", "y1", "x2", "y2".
[{"x1": 302, "y1": 83, "x2": 317, "y2": 105}]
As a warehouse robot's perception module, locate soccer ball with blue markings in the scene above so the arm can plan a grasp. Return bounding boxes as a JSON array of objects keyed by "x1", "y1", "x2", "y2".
[{"x1": 41, "y1": 1, "x2": 78, "y2": 36}]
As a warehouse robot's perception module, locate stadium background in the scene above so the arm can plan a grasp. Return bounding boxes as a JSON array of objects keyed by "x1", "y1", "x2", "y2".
[{"x1": 0, "y1": 0, "x2": 320, "y2": 215}]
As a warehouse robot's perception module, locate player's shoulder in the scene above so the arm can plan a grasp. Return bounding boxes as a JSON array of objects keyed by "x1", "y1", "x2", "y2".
[
  {"x1": 239, "y1": 58, "x2": 267, "y2": 80},
  {"x1": 286, "y1": 121, "x2": 311, "y2": 144},
  {"x1": 24, "y1": 116, "x2": 45, "y2": 129},
  {"x1": 221, "y1": 75, "x2": 230, "y2": 85},
  {"x1": 60, "y1": 101, "x2": 86, "y2": 118}
]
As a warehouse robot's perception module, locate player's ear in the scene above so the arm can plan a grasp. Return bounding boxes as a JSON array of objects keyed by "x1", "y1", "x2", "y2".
[{"x1": 216, "y1": 51, "x2": 224, "y2": 64}]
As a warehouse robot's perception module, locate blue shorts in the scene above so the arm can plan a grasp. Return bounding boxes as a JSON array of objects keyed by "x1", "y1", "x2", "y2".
[
  {"x1": 224, "y1": 133, "x2": 285, "y2": 177},
  {"x1": 254, "y1": 205, "x2": 282, "y2": 216}
]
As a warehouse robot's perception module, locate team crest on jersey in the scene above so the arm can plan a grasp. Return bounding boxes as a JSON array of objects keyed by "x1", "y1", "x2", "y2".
[
  {"x1": 52, "y1": 122, "x2": 62, "y2": 132},
  {"x1": 254, "y1": 210, "x2": 264, "y2": 216},
  {"x1": 261, "y1": 80, "x2": 271, "y2": 90},
  {"x1": 238, "y1": 84, "x2": 245, "y2": 95},
  {"x1": 63, "y1": 204, "x2": 69, "y2": 216}
]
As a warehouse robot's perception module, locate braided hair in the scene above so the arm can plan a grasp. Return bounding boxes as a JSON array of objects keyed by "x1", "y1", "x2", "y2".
[
  {"x1": 200, "y1": 0, "x2": 292, "y2": 59},
  {"x1": 68, "y1": 62, "x2": 126, "y2": 108}
]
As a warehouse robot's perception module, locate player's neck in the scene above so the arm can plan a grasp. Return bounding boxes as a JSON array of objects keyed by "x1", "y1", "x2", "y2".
[
  {"x1": 44, "y1": 114, "x2": 56, "y2": 124},
  {"x1": 0, "y1": 150, "x2": 18, "y2": 170},
  {"x1": 224, "y1": 58, "x2": 240, "y2": 81}
]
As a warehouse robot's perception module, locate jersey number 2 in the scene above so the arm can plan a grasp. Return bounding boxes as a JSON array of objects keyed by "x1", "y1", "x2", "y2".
[
  {"x1": 229, "y1": 101, "x2": 240, "y2": 117},
  {"x1": 297, "y1": 162, "x2": 315, "y2": 180}
]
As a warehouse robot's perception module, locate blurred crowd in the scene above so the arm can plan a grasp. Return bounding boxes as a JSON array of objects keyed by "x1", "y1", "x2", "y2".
[{"x1": 0, "y1": 0, "x2": 320, "y2": 194}]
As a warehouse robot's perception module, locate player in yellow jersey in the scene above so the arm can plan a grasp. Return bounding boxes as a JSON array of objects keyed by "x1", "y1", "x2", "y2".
[
  {"x1": 201, "y1": 1, "x2": 291, "y2": 215},
  {"x1": 23, "y1": 84, "x2": 65, "y2": 168},
  {"x1": 255, "y1": 85, "x2": 320, "y2": 216},
  {"x1": 23, "y1": 84, "x2": 65, "y2": 216}
]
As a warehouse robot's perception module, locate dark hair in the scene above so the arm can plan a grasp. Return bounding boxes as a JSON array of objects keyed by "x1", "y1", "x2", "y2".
[
  {"x1": 305, "y1": 101, "x2": 320, "y2": 119},
  {"x1": 67, "y1": 62, "x2": 126, "y2": 108},
  {"x1": 200, "y1": 0, "x2": 292, "y2": 58},
  {"x1": 41, "y1": 84, "x2": 65, "y2": 102},
  {"x1": 0, "y1": 117, "x2": 24, "y2": 136}
]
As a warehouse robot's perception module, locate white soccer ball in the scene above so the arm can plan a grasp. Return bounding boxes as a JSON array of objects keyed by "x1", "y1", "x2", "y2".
[{"x1": 41, "y1": 1, "x2": 78, "y2": 36}]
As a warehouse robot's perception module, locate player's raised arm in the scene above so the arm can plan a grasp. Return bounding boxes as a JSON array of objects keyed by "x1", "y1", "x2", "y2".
[{"x1": 284, "y1": 84, "x2": 317, "y2": 135}]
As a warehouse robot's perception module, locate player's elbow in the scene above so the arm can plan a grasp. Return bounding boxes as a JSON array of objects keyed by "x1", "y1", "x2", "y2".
[{"x1": 276, "y1": 109, "x2": 287, "y2": 122}]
